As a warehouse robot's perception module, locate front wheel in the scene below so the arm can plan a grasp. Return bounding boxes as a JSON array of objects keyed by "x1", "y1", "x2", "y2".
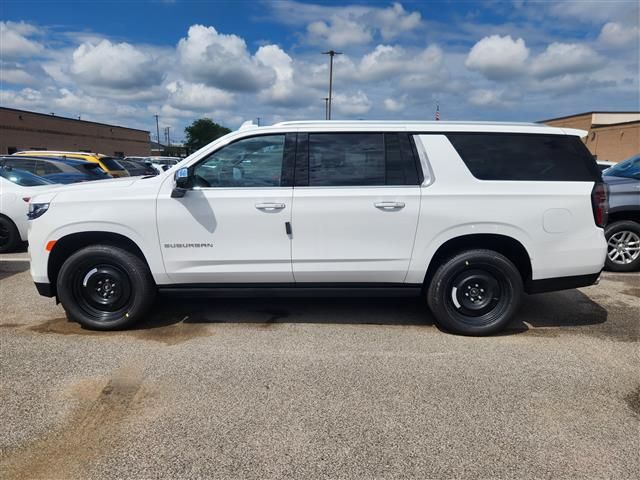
[
  {"x1": 427, "y1": 249, "x2": 523, "y2": 336},
  {"x1": 57, "y1": 245, "x2": 156, "y2": 330},
  {"x1": 0, "y1": 216, "x2": 20, "y2": 253}
]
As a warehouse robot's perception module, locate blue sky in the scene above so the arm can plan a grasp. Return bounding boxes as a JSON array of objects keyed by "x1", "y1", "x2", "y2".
[{"x1": 1, "y1": 0, "x2": 638, "y2": 143}]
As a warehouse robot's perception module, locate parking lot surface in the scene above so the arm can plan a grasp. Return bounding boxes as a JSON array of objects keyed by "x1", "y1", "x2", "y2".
[{"x1": 1, "y1": 257, "x2": 638, "y2": 479}]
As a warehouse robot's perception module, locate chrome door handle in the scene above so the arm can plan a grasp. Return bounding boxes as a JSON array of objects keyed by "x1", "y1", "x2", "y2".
[
  {"x1": 255, "y1": 202, "x2": 286, "y2": 211},
  {"x1": 374, "y1": 201, "x2": 405, "y2": 210}
]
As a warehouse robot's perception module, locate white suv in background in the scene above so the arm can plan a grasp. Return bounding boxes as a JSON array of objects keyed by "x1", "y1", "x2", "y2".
[{"x1": 27, "y1": 121, "x2": 607, "y2": 335}]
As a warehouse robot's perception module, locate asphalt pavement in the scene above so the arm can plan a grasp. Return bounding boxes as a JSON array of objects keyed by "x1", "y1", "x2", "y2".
[{"x1": 0, "y1": 257, "x2": 638, "y2": 479}]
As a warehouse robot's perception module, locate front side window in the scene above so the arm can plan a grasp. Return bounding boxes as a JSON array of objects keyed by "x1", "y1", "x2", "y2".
[
  {"x1": 194, "y1": 135, "x2": 285, "y2": 187},
  {"x1": 603, "y1": 155, "x2": 640, "y2": 180}
]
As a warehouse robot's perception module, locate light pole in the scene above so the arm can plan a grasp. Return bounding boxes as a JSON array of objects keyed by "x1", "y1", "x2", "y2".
[
  {"x1": 154, "y1": 114, "x2": 160, "y2": 144},
  {"x1": 322, "y1": 50, "x2": 342, "y2": 120},
  {"x1": 322, "y1": 97, "x2": 329, "y2": 120}
]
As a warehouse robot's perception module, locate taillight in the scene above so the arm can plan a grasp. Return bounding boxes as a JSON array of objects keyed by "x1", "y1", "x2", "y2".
[{"x1": 591, "y1": 182, "x2": 608, "y2": 228}]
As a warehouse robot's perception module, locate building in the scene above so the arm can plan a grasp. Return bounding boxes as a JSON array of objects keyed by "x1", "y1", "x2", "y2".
[
  {"x1": 0, "y1": 107, "x2": 151, "y2": 157},
  {"x1": 541, "y1": 111, "x2": 639, "y2": 162}
]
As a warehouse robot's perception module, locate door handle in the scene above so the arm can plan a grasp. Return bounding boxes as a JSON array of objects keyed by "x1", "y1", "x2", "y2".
[
  {"x1": 374, "y1": 201, "x2": 405, "y2": 210},
  {"x1": 255, "y1": 202, "x2": 286, "y2": 211}
]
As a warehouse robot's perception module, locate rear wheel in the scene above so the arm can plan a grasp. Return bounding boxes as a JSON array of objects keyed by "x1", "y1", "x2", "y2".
[
  {"x1": 605, "y1": 220, "x2": 640, "y2": 272},
  {"x1": 427, "y1": 249, "x2": 523, "y2": 336},
  {"x1": 57, "y1": 245, "x2": 156, "y2": 330},
  {"x1": 0, "y1": 216, "x2": 20, "y2": 253}
]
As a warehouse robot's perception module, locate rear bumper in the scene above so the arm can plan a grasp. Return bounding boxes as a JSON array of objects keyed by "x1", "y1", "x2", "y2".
[
  {"x1": 524, "y1": 271, "x2": 601, "y2": 294},
  {"x1": 34, "y1": 282, "x2": 55, "y2": 297}
]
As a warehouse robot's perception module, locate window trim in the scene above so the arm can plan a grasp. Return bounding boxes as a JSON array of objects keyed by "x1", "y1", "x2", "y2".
[
  {"x1": 294, "y1": 131, "x2": 424, "y2": 188},
  {"x1": 189, "y1": 132, "x2": 295, "y2": 190}
]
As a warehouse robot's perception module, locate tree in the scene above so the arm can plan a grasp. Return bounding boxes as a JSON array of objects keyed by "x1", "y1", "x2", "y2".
[{"x1": 184, "y1": 118, "x2": 231, "y2": 152}]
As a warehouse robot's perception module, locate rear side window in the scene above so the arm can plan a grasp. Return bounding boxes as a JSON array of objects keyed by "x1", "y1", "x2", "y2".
[
  {"x1": 100, "y1": 157, "x2": 125, "y2": 171},
  {"x1": 306, "y1": 133, "x2": 420, "y2": 186},
  {"x1": 447, "y1": 133, "x2": 599, "y2": 181}
]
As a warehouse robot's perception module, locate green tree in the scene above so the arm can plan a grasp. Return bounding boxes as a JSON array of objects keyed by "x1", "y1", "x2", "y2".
[{"x1": 184, "y1": 118, "x2": 231, "y2": 152}]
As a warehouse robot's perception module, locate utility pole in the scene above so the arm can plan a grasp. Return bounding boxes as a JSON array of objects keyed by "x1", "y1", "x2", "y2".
[
  {"x1": 322, "y1": 97, "x2": 329, "y2": 120},
  {"x1": 256, "y1": 117, "x2": 261, "y2": 126},
  {"x1": 322, "y1": 50, "x2": 342, "y2": 120},
  {"x1": 154, "y1": 114, "x2": 160, "y2": 144}
]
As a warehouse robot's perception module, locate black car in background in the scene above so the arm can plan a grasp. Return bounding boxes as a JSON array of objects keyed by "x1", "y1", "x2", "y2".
[
  {"x1": 602, "y1": 154, "x2": 640, "y2": 272},
  {"x1": 117, "y1": 159, "x2": 158, "y2": 177},
  {"x1": 0, "y1": 156, "x2": 110, "y2": 184}
]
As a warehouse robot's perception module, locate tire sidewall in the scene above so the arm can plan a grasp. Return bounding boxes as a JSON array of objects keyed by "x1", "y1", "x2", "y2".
[
  {"x1": 604, "y1": 220, "x2": 640, "y2": 272},
  {"x1": 57, "y1": 245, "x2": 155, "y2": 330},
  {"x1": 0, "y1": 216, "x2": 20, "y2": 253},
  {"x1": 428, "y1": 250, "x2": 523, "y2": 336}
]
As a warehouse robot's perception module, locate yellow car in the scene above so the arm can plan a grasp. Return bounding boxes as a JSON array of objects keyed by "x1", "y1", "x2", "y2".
[{"x1": 13, "y1": 151, "x2": 129, "y2": 177}]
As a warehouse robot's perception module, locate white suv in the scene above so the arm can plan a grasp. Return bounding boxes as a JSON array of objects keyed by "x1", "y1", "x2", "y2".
[{"x1": 28, "y1": 121, "x2": 607, "y2": 335}]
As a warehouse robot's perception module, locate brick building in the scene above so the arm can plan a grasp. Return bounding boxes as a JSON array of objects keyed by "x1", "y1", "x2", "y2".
[
  {"x1": 0, "y1": 107, "x2": 150, "y2": 157},
  {"x1": 541, "y1": 111, "x2": 639, "y2": 162}
]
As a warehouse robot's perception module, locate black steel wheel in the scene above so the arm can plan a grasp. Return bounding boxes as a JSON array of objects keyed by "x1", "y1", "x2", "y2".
[
  {"x1": 0, "y1": 216, "x2": 20, "y2": 253},
  {"x1": 427, "y1": 249, "x2": 523, "y2": 335},
  {"x1": 57, "y1": 245, "x2": 156, "y2": 330}
]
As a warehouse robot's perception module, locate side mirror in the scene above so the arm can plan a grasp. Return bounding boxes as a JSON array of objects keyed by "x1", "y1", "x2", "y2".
[{"x1": 171, "y1": 167, "x2": 192, "y2": 198}]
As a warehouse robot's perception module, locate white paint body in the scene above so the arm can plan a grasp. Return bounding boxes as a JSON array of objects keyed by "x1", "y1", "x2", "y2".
[
  {"x1": 28, "y1": 121, "x2": 606, "y2": 287},
  {"x1": 0, "y1": 177, "x2": 58, "y2": 241}
]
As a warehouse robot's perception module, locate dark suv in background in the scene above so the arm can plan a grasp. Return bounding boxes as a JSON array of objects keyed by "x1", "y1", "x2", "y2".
[{"x1": 602, "y1": 154, "x2": 640, "y2": 272}]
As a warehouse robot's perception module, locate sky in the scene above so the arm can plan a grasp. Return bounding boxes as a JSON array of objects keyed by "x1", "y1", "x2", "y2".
[{"x1": 1, "y1": 0, "x2": 638, "y2": 143}]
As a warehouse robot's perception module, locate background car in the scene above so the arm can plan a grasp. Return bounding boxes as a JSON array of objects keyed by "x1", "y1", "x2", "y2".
[
  {"x1": 596, "y1": 160, "x2": 616, "y2": 172},
  {"x1": 0, "y1": 156, "x2": 111, "y2": 183},
  {"x1": 13, "y1": 150, "x2": 129, "y2": 177},
  {"x1": 0, "y1": 167, "x2": 57, "y2": 253},
  {"x1": 117, "y1": 159, "x2": 158, "y2": 177},
  {"x1": 602, "y1": 154, "x2": 640, "y2": 271}
]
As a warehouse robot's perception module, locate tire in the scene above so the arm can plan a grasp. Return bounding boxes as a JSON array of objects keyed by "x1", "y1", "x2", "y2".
[
  {"x1": 605, "y1": 220, "x2": 640, "y2": 272},
  {"x1": 56, "y1": 245, "x2": 156, "y2": 330},
  {"x1": 427, "y1": 249, "x2": 523, "y2": 336},
  {"x1": 0, "y1": 216, "x2": 20, "y2": 253}
]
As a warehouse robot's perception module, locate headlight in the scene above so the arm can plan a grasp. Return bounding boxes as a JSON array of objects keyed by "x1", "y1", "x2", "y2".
[{"x1": 27, "y1": 203, "x2": 50, "y2": 220}]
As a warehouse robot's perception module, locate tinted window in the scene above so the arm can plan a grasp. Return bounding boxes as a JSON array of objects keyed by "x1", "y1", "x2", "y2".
[
  {"x1": 447, "y1": 133, "x2": 599, "y2": 181},
  {"x1": 100, "y1": 157, "x2": 125, "y2": 171},
  {"x1": 4, "y1": 158, "x2": 37, "y2": 173},
  {"x1": 0, "y1": 167, "x2": 54, "y2": 186},
  {"x1": 194, "y1": 135, "x2": 285, "y2": 187},
  {"x1": 306, "y1": 133, "x2": 419, "y2": 186},
  {"x1": 603, "y1": 155, "x2": 640, "y2": 180}
]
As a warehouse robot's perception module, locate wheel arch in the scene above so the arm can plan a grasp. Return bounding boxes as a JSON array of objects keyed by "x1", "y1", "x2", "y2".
[
  {"x1": 423, "y1": 233, "x2": 533, "y2": 287},
  {"x1": 47, "y1": 231, "x2": 152, "y2": 296}
]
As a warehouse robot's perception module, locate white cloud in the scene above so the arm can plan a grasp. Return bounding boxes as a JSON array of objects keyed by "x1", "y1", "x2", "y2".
[
  {"x1": 468, "y1": 89, "x2": 513, "y2": 108},
  {"x1": 307, "y1": 18, "x2": 372, "y2": 48},
  {"x1": 177, "y1": 24, "x2": 275, "y2": 92},
  {"x1": 465, "y1": 35, "x2": 529, "y2": 80},
  {"x1": 166, "y1": 81, "x2": 234, "y2": 110},
  {"x1": 268, "y1": 1, "x2": 421, "y2": 47},
  {"x1": 598, "y1": 22, "x2": 640, "y2": 47},
  {"x1": 333, "y1": 90, "x2": 372, "y2": 116},
  {"x1": 254, "y1": 45, "x2": 313, "y2": 107},
  {"x1": 530, "y1": 42, "x2": 605, "y2": 79},
  {"x1": 1, "y1": 68, "x2": 37, "y2": 85},
  {"x1": 71, "y1": 40, "x2": 165, "y2": 89},
  {"x1": 383, "y1": 96, "x2": 406, "y2": 112},
  {"x1": 0, "y1": 21, "x2": 44, "y2": 59}
]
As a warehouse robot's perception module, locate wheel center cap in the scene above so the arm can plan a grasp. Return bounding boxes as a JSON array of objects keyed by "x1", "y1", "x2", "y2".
[{"x1": 470, "y1": 287, "x2": 479, "y2": 296}]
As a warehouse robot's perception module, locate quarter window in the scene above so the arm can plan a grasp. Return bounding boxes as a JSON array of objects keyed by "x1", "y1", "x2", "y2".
[{"x1": 194, "y1": 135, "x2": 285, "y2": 187}]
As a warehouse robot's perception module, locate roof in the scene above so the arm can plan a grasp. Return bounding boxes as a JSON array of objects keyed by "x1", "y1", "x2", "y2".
[
  {"x1": 538, "y1": 111, "x2": 640, "y2": 123},
  {"x1": 261, "y1": 120, "x2": 586, "y2": 137},
  {"x1": 0, "y1": 106, "x2": 150, "y2": 134},
  {"x1": 592, "y1": 120, "x2": 640, "y2": 129}
]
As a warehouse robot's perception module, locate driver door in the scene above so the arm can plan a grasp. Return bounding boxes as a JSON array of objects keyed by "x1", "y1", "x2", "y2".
[{"x1": 156, "y1": 133, "x2": 295, "y2": 284}]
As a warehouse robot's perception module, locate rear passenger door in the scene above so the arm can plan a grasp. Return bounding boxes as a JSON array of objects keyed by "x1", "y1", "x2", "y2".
[{"x1": 291, "y1": 132, "x2": 422, "y2": 283}]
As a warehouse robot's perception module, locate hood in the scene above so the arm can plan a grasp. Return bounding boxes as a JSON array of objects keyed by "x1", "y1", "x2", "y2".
[
  {"x1": 28, "y1": 176, "x2": 140, "y2": 204},
  {"x1": 603, "y1": 175, "x2": 640, "y2": 186}
]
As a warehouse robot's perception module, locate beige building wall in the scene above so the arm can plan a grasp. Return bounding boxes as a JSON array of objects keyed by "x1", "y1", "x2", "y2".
[
  {"x1": 0, "y1": 108, "x2": 150, "y2": 156},
  {"x1": 544, "y1": 113, "x2": 593, "y2": 132},
  {"x1": 586, "y1": 122, "x2": 639, "y2": 162}
]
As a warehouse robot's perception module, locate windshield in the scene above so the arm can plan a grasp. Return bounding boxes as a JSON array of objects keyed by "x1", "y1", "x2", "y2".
[
  {"x1": 0, "y1": 167, "x2": 55, "y2": 186},
  {"x1": 603, "y1": 154, "x2": 640, "y2": 180},
  {"x1": 100, "y1": 157, "x2": 125, "y2": 171}
]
